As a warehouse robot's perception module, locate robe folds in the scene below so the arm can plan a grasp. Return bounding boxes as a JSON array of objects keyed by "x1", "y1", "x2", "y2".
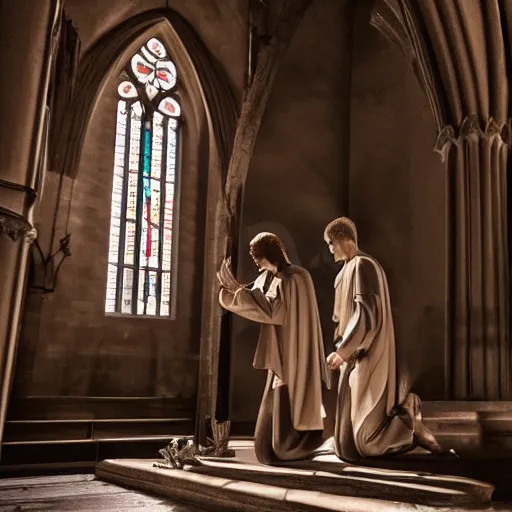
[
  {"x1": 332, "y1": 252, "x2": 416, "y2": 462},
  {"x1": 219, "y1": 264, "x2": 330, "y2": 463}
]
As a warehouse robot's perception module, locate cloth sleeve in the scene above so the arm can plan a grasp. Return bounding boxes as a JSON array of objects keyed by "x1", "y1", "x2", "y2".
[
  {"x1": 335, "y1": 258, "x2": 381, "y2": 360},
  {"x1": 219, "y1": 282, "x2": 287, "y2": 325}
]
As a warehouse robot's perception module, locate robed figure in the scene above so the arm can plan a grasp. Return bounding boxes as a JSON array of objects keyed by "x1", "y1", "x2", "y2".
[
  {"x1": 324, "y1": 218, "x2": 448, "y2": 462},
  {"x1": 217, "y1": 232, "x2": 330, "y2": 464}
]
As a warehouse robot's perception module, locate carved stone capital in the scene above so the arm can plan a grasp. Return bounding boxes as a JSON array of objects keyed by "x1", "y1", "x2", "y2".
[
  {"x1": 0, "y1": 209, "x2": 34, "y2": 242},
  {"x1": 434, "y1": 116, "x2": 512, "y2": 161}
]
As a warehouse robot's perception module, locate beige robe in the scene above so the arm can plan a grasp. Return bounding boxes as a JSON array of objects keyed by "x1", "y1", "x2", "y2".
[
  {"x1": 219, "y1": 264, "x2": 329, "y2": 463},
  {"x1": 332, "y1": 252, "x2": 415, "y2": 462}
]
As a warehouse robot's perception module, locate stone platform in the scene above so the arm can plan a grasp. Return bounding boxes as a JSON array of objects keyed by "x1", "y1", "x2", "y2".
[{"x1": 96, "y1": 440, "x2": 511, "y2": 512}]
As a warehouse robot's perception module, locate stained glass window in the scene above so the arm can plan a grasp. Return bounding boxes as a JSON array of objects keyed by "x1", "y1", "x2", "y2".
[{"x1": 106, "y1": 38, "x2": 180, "y2": 317}]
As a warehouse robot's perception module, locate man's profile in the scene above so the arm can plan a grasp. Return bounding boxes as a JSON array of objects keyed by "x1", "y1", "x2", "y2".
[
  {"x1": 324, "y1": 217, "x2": 448, "y2": 461},
  {"x1": 217, "y1": 232, "x2": 330, "y2": 464}
]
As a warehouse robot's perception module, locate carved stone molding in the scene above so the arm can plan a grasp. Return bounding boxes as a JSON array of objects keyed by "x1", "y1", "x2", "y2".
[
  {"x1": 0, "y1": 208, "x2": 34, "y2": 242},
  {"x1": 434, "y1": 116, "x2": 512, "y2": 160},
  {"x1": 57, "y1": 9, "x2": 237, "y2": 181}
]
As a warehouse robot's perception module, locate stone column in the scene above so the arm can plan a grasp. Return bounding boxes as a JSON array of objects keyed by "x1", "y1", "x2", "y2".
[
  {"x1": 0, "y1": 0, "x2": 62, "y2": 451},
  {"x1": 437, "y1": 120, "x2": 510, "y2": 399},
  {"x1": 371, "y1": 0, "x2": 511, "y2": 400}
]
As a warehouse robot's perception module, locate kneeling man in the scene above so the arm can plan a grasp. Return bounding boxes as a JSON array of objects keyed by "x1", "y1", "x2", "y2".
[
  {"x1": 217, "y1": 232, "x2": 330, "y2": 464},
  {"x1": 324, "y1": 217, "x2": 447, "y2": 462}
]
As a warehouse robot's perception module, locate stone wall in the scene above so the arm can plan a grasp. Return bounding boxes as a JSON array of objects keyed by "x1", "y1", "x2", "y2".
[
  {"x1": 229, "y1": 0, "x2": 448, "y2": 426},
  {"x1": 12, "y1": 0, "x2": 247, "y2": 401},
  {"x1": 348, "y1": 0, "x2": 446, "y2": 399},
  {"x1": 230, "y1": 0, "x2": 354, "y2": 423},
  {"x1": 11, "y1": 0, "x2": 448, "y2": 421}
]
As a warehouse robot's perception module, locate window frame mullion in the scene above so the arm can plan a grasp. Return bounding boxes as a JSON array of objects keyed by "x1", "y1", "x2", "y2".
[
  {"x1": 133, "y1": 116, "x2": 147, "y2": 315},
  {"x1": 156, "y1": 116, "x2": 168, "y2": 316},
  {"x1": 169, "y1": 120, "x2": 181, "y2": 319}
]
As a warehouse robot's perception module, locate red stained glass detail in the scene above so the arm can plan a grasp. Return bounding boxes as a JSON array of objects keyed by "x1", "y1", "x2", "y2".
[
  {"x1": 158, "y1": 97, "x2": 180, "y2": 118},
  {"x1": 156, "y1": 70, "x2": 170, "y2": 83},
  {"x1": 151, "y1": 41, "x2": 163, "y2": 56},
  {"x1": 136, "y1": 61, "x2": 152, "y2": 75}
]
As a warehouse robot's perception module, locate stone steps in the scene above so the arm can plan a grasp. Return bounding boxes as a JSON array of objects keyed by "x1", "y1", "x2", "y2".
[
  {"x1": 190, "y1": 455, "x2": 494, "y2": 507},
  {"x1": 96, "y1": 456, "x2": 495, "y2": 512}
]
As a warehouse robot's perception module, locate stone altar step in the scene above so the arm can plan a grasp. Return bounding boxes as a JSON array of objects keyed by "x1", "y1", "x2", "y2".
[
  {"x1": 423, "y1": 411, "x2": 482, "y2": 451},
  {"x1": 96, "y1": 457, "x2": 496, "y2": 512},
  {"x1": 191, "y1": 455, "x2": 493, "y2": 507}
]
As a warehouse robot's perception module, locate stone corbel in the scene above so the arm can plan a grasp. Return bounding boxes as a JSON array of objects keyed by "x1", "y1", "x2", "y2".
[{"x1": 0, "y1": 208, "x2": 35, "y2": 243}]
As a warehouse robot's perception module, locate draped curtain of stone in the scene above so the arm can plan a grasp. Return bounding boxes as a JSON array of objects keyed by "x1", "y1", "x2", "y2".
[{"x1": 372, "y1": 0, "x2": 511, "y2": 399}]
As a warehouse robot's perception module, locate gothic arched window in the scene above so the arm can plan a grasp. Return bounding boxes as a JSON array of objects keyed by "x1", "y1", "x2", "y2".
[{"x1": 105, "y1": 38, "x2": 180, "y2": 317}]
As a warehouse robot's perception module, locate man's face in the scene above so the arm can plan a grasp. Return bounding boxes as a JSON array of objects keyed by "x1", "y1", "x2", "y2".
[
  {"x1": 326, "y1": 237, "x2": 351, "y2": 262},
  {"x1": 251, "y1": 255, "x2": 273, "y2": 272}
]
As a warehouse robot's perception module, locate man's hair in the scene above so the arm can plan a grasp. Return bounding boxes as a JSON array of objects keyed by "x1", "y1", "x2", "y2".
[
  {"x1": 324, "y1": 217, "x2": 358, "y2": 245},
  {"x1": 249, "y1": 232, "x2": 291, "y2": 270}
]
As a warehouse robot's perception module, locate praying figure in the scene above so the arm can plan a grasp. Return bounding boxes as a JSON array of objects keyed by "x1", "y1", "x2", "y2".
[
  {"x1": 217, "y1": 232, "x2": 330, "y2": 464},
  {"x1": 323, "y1": 217, "x2": 447, "y2": 462}
]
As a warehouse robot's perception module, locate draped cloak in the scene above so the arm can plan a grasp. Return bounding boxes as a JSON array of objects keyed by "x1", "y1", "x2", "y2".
[
  {"x1": 332, "y1": 253, "x2": 415, "y2": 462},
  {"x1": 219, "y1": 265, "x2": 329, "y2": 433}
]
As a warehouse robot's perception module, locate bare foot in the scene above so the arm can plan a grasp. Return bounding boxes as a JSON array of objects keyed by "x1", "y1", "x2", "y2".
[{"x1": 399, "y1": 394, "x2": 453, "y2": 455}]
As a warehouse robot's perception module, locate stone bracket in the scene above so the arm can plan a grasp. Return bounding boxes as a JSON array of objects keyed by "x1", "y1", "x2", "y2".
[{"x1": 0, "y1": 207, "x2": 36, "y2": 243}]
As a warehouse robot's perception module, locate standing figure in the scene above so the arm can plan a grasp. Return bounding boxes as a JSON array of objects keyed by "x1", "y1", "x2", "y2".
[
  {"x1": 217, "y1": 232, "x2": 330, "y2": 464},
  {"x1": 323, "y1": 217, "x2": 447, "y2": 462}
]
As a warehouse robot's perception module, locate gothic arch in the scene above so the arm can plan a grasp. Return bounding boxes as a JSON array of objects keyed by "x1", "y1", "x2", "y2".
[
  {"x1": 52, "y1": 8, "x2": 239, "y2": 435},
  {"x1": 54, "y1": 8, "x2": 237, "y2": 181}
]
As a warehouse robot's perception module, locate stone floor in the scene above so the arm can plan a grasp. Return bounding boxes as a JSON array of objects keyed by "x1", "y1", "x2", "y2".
[
  {"x1": 4, "y1": 441, "x2": 512, "y2": 511},
  {"x1": 96, "y1": 440, "x2": 512, "y2": 512},
  {"x1": 0, "y1": 473, "x2": 207, "y2": 511}
]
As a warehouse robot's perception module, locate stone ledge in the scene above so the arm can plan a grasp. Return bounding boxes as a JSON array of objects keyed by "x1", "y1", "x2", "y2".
[
  {"x1": 421, "y1": 403, "x2": 512, "y2": 453},
  {"x1": 96, "y1": 457, "x2": 494, "y2": 511},
  {"x1": 424, "y1": 412, "x2": 482, "y2": 451},
  {"x1": 191, "y1": 455, "x2": 493, "y2": 506},
  {"x1": 395, "y1": 402, "x2": 512, "y2": 453},
  {"x1": 479, "y1": 411, "x2": 512, "y2": 434}
]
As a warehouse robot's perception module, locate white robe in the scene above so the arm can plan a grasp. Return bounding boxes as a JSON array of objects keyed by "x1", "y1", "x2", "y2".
[
  {"x1": 332, "y1": 252, "x2": 415, "y2": 461},
  {"x1": 219, "y1": 265, "x2": 330, "y2": 463}
]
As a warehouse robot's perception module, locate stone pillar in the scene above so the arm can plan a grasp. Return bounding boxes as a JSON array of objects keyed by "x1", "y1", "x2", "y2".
[
  {"x1": 438, "y1": 120, "x2": 510, "y2": 399},
  {"x1": 371, "y1": 0, "x2": 511, "y2": 400},
  {"x1": 0, "y1": 0, "x2": 61, "y2": 451}
]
